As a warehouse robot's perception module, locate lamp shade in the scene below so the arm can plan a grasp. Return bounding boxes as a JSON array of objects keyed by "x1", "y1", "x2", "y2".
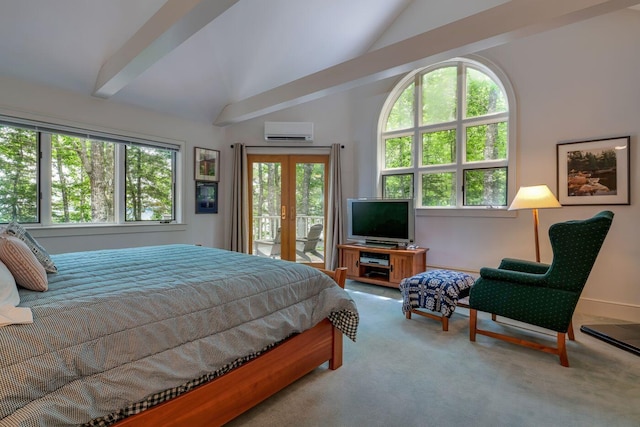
[{"x1": 509, "y1": 185, "x2": 562, "y2": 210}]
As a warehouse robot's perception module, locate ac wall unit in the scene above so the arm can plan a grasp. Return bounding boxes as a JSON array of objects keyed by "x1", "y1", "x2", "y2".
[{"x1": 264, "y1": 121, "x2": 314, "y2": 141}]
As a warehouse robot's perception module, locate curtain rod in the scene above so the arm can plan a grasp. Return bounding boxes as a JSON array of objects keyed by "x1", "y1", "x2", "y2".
[{"x1": 230, "y1": 144, "x2": 344, "y2": 149}]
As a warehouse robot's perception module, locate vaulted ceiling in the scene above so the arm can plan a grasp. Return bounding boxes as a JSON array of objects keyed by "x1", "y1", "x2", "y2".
[{"x1": 0, "y1": 0, "x2": 638, "y2": 126}]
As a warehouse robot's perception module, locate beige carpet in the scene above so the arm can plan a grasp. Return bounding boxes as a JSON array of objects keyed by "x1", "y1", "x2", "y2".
[{"x1": 227, "y1": 281, "x2": 640, "y2": 427}]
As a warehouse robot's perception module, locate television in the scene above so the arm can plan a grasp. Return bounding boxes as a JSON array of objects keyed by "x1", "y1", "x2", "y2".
[{"x1": 346, "y1": 198, "x2": 415, "y2": 247}]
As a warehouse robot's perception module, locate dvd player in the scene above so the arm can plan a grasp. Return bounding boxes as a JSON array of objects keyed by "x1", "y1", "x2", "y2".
[{"x1": 360, "y1": 251, "x2": 390, "y2": 266}]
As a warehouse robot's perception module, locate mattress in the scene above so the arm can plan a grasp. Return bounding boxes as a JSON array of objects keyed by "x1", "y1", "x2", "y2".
[{"x1": 0, "y1": 244, "x2": 358, "y2": 426}]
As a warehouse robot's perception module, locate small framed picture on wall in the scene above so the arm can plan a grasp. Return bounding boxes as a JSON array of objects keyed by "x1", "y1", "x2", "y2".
[
  {"x1": 196, "y1": 181, "x2": 218, "y2": 214},
  {"x1": 194, "y1": 147, "x2": 220, "y2": 182}
]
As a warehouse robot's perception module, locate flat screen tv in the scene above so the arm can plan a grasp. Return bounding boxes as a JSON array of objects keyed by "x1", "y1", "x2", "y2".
[{"x1": 346, "y1": 198, "x2": 415, "y2": 247}]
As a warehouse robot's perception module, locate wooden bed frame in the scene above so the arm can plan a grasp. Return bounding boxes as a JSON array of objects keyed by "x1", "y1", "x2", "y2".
[{"x1": 115, "y1": 268, "x2": 348, "y2": 427}]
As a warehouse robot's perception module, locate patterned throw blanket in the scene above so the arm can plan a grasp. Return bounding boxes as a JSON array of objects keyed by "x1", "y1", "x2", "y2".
[
  {"x1": 400, "y1": 269, "x2": 475, "y2": 318},
  {"x1": 0, "y1": 245, "x2": 358, "y2": 426}
]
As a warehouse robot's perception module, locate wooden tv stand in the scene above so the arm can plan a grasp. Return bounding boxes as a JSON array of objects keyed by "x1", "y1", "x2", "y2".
[{"x1": 338, "y1": 243, "x2": 427, "y2": 288}]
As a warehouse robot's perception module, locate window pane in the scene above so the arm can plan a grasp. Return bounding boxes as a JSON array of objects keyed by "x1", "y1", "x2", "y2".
[
  {"x1": 383, "y1": 174, "x2": 413, "y2": 199},
  {"x1": 385, "y1": 136, "x2": 413, "y2": 169},
  {"x1": 252, "y1": 161, "x2": 282, "y2": 245},
  {"x1": 463, "y1": 167, "x2": 507, "y2": 206},
  {"x1": 466, "y1": 68, "x2": 507, "y2": 117},
  {"x1": 386, "y1": 83, "x2": 414, "y2": 131},
  {"x1": 295, "y1": 162, "x2": 325, "y2": 261},
  {"x1": 421, "y1": 172, "x2": 456, "y2": 207},
  {"x1": 51, "y1": 135, "x2": 115, "y2": 223},
  {"x1": 0, "y1": 126, "x2": 38, "y2": 223},
  {"x1": 466, "y1": 122, "x2": 507, "y2": 162},
  {"x1": 422, "y1": 129, "x2": 456, "y2": 165},
  {"x1": 125, "y1": 146, "x2": 174, "y2": 221},
  {"x1": 422, "y1": 66, "x2": 457, "y2": 125}
]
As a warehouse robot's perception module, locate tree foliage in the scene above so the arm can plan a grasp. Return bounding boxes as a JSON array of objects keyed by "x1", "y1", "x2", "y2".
[
  {"x1": 0, "y1": 126, "x2": 38, "y2": 222},
  {"x1": 382, "y1": 62, "x2": 509, "y2": 207},
  {"x1": 125, "y1": 146, "x2": 174, "y2": 221},
  {"x1": 385, "y1": 136, "x2": 412, "y2": 169},
  {"x1": 386, "y1": 84, "x2": 414, "y2": 131},
  {"x1": 383, "y1": 174, "x2": 413, "y2": 199},
  {"x1": 422, "y1": 66, "x2": 457, "y2": 125},
  {"x1": 1, "y1": 124, "x2": 175, "y2": 224},
  {"x1": 251, "y1": 159, "x2": 325, "y2": 241}
]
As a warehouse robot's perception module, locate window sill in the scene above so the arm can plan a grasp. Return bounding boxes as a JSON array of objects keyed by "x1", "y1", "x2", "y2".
[
  {"x1": 416, "y1": 208, "x2": 516, "y2": 218},
  {"x1": 26, "y1": 223, "x2": 187, "y2": 239}
]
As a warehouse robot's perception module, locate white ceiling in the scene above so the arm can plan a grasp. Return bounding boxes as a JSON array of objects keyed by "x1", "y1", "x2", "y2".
[{"x1": 0, "y1": 0, "x2": 638, "y2": 126}]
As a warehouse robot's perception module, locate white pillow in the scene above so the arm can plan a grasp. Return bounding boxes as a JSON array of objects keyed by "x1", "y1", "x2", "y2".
[{"x1": 0, "y1": 261, "x2": 19, "y2": 307}]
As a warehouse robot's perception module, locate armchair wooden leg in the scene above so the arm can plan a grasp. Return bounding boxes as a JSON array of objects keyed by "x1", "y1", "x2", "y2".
[
  {"x1": 470, "y1": 309, "x2": 477, "y2": 341},
  {"x1": 405, "y1": 311, "x2": 411, "y2": 319},
  {"x1": 558, "y1": 332, "x2": 569, "y2": 367},
  {"x1": 491, "y1": 313, "x2": 497, "y2": 321},
  {"x1": 567, "y1": 321, "x2": 575, "y2": 341}
]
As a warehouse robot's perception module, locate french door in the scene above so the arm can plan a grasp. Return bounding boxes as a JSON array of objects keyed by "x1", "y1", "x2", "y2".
[{"x1": 248, "y1": 154, "x2": 328, "y2": 267}]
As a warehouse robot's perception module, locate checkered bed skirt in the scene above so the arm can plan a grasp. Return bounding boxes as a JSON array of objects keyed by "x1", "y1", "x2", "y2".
[{"x1": 400, "y1": 270, "x2": 475, "y2": 318}]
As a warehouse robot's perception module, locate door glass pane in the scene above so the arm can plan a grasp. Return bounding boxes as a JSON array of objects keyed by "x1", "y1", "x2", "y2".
[
  {"x1": 295, "y1": 162, "x2": 325, "y2": 264},
  {"x1": 252, "y1": 161, "x2": 282, "y2": 259}
]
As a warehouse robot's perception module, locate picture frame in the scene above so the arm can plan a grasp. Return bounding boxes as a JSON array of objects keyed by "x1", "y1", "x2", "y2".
[
  {"x1": 195, "y1": 181, "x2": 218, "y2": 214},
  {"x1": 556, "y1": 136, "x2": 630, "y2": 205},
  {"x1": 194, "y1": 147, "x2": 220, "y2": 182}
]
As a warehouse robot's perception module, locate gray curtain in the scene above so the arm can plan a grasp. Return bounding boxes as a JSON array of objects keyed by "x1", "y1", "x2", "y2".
[
  {"x1": 230, "y1": 143, "x2": 249, "y2": 253},
  {"x1": 325, "y1": 143, "x2": 343, "y2": 269}
]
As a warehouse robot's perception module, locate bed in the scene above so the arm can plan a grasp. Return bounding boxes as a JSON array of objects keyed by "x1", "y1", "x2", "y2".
[{"x1": 0, "y1": 244, "x2": 358, "y2": 426}]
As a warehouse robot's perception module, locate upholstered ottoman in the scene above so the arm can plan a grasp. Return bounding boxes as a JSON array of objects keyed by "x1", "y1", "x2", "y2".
[{"x1": 400, "y1": 269, "x2": 475, "y2": 331}]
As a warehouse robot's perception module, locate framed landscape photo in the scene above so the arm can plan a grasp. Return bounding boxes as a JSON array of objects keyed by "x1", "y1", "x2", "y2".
[
  {"x1": 557, "y1": 136, "x2": 630, "y2": 205},
  {"x1": 194, "y1": 147, "x2": 219, "y2": 182},
  {"x1": 195, "y1": 181, "x2": 218, "y2": 214}
]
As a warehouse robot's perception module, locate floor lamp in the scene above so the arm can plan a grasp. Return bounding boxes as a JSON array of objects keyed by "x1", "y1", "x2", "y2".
[{"x1": 509, "y1": 185, "x2": 561, "y2": 262}]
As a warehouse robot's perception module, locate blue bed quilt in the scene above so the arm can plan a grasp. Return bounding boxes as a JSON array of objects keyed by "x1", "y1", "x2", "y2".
[{"x1": 0, "y1": 245, "x2": 358, "y2": 426}]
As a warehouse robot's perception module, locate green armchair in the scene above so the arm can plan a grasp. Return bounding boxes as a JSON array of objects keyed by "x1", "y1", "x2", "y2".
[{"x1": 469, "y1": 210, "x2": 614, "y2": 367}]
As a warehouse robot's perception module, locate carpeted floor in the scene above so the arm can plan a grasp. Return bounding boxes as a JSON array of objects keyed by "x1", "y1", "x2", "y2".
[{"x1": 226, "y1": 281, "x2": 640, "y2": 427}]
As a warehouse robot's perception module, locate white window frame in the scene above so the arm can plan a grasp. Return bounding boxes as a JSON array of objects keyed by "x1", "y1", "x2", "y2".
[{"x1": 378, "y1": 56, "x2": 517, "y2": 217}]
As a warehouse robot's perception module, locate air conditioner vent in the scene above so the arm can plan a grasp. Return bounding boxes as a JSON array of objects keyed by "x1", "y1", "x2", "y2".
[{"x1": 264, "y1": 121, "x2": 313, "y2": 141}]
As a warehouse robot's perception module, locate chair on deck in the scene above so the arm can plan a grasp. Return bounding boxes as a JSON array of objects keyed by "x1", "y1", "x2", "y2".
[
  {"x1": 296, "y1": 224, "x2": 324, "y2": 262},
  {"x1": 469, "y1": 210, "x2": 614, "y2": 367},
  {"x1": 254, "y1": 227, "x2": 281, "y2": 258}
]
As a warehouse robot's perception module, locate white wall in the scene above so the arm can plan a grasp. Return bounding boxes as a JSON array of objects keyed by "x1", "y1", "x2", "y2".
[
  {"x1": 2, "y1": 10, "x2": 637, "y2": 321},
  {"x1": 0, "y1": 76, "x2": 227, "y2": 253},
  {"x1": 225, "y1": 10, "x2": 640, "y2": 322}
]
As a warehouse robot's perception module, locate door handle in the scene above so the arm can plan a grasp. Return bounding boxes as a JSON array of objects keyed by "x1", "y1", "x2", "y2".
[{"x1": 281, "y1": 206, "x2": 286, "y2": 220}]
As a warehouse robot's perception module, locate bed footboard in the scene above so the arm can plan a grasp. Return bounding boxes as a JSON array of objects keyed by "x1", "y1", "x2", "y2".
[{"x1": 115, "y1": 318, "x2": 341, "y2": 427}]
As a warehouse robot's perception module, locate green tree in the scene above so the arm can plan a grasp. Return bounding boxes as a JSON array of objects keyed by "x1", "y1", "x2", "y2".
[
  {"x1": 125, "y1": 146, "x2": 173, "y2": 221},
  {"x1": 0, "y1": 126, "x2": 38, "y2": 222}
]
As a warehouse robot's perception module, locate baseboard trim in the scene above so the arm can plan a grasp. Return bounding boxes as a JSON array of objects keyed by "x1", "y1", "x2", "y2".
[{"x1": 575, "y1": 298, "x2": 640, "y2": 323}]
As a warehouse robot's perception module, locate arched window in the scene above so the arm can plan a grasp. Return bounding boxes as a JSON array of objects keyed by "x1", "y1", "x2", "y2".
[{"x1": 379, "y1": 57, "x2": 515, "y2": 211}]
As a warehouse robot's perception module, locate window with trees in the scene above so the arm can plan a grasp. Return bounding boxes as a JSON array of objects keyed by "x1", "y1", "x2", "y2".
[
  {"x1": 379, "y1": 57, "x2": 514, "y2": 209},
  {"x1": 1, "y1": 119, "x2": 178, "y2": 225}
]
